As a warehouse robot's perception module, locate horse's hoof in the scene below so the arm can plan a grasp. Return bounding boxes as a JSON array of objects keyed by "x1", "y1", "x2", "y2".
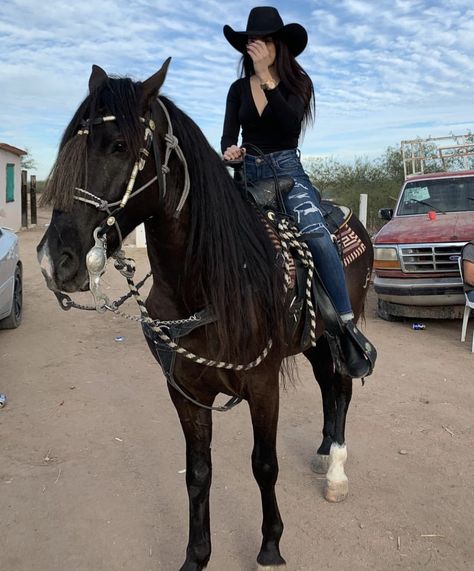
[
  {"x1": 311, "y1": 453, "x2": 330, "y2": 474},
  {"x1": 257, "y1": 565, "x2": 286, "y2": 570},
  {"x1": 324, "y1": 479, "x2": 349, "y2": 503}
]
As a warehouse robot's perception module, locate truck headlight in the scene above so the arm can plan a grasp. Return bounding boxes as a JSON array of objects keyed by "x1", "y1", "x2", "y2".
[{"x1": 374, "y1": 247, "x2": 401, "y2": 269}]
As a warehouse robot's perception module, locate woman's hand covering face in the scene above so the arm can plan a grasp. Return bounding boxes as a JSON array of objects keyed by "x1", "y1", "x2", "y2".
[{"x1": 246, "y1": 39, "x2": 275, "y2": 78}]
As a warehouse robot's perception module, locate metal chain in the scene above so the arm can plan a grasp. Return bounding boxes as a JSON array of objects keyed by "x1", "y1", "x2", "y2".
[
  {"x1": 121, "y1": 270, "x2": 274, "y2": 371},
  {"x1": 55, "y1": 268, "x2": 152, "y2": 312}
]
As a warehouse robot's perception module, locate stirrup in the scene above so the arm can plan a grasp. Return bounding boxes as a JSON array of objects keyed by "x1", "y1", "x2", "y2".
[{"x1": 326, "y1": 321, "x2": 377, "y2": 379}]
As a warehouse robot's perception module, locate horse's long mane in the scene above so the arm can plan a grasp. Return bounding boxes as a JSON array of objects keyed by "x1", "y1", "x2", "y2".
[
  {"x1": 157, "y1": 96, "x2": 288, "y2": 360},
  {"x1": 43, "y1": 75, "x2": 289, "y2": 362}
]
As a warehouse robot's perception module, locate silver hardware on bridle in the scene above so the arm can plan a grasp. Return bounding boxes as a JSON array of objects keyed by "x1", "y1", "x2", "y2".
[
  {"x1": 74, "y1": 97, "x2": 190, "y2": 311},
  {"x1": 86, "y1": 228, "x2": 110, "y2": 312},
  {"x1": 74, "y1": 98, "x2": 189, "y2": 217}
]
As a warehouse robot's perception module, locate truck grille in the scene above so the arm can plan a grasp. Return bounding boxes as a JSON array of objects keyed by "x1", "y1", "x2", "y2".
[{"x1": 400, "y1": 243, "x2": 465, "y2": 273}]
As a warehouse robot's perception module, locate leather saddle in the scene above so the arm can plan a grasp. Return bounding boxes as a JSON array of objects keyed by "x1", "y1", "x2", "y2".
[{"x1": 239, "y1": 175, "x2": 376, "y2": 379}]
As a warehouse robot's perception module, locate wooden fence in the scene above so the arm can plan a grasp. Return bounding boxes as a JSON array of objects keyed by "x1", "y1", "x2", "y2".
[{"x1": 20, "y1": 170, "x2": 38, "y2": 228}]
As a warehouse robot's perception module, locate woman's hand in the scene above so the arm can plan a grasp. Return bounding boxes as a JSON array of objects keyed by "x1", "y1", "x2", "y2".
[
  {"x1": 246, "y1": 39, "x2": 273, "y2": 82},
  {"x1": 223, "y1": 145, "x2": 246, "y2": 161}
]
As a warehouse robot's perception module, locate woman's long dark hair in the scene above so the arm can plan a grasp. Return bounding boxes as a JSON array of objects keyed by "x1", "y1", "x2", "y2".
[{"x1": 239, "y1": 37, "x2": 315, "y2": 131}]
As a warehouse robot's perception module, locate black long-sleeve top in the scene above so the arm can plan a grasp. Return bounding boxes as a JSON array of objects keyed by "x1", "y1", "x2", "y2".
[{"x1": 220, "y1": 77, "x2": 305, "y2": 155}]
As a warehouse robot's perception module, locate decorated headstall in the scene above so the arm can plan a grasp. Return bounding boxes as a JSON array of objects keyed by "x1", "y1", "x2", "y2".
[{"x1": 69, "y1": 97, "x2": 190, "y2": 312}]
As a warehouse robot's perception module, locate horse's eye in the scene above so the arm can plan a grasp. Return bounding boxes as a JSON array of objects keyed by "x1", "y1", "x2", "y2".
[{"x1": 112, "y1": 140, "x2": 127, "y2": 154}]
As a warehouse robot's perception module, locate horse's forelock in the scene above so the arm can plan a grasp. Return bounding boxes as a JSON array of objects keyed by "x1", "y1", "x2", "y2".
[
  {"x1": 41, "y1": 77, "x2": 144, "y2": 210},
  {"x1": 40, "y1": 134, "x2": 88, "y2": 210}
]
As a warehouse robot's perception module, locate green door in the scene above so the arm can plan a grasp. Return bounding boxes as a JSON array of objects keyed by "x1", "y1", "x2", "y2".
[{"x1": 6, "y1": 163, "x2": 15, "y2": 202}]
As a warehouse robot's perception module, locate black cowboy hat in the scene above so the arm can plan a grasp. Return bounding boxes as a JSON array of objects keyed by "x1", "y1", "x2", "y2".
[{"x1": 223, "y1": 6, "x2": 308, "y2": 57}]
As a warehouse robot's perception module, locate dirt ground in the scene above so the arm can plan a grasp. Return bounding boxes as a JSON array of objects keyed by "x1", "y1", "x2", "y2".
[{"x1": 1, "y1": 209, "x2": 473, "y2": 571}]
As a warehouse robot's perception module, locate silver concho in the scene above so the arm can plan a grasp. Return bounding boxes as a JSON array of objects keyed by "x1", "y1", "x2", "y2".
[{"x1": 86, "y1": 227, "x2": 110, "y2": 312}]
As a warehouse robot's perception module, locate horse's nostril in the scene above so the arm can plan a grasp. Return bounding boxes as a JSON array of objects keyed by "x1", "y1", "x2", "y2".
[
  {"x1": 56, "y1": 249, "x2": 80, "y2": 286},
  {"x1": 59, "y1": 251, "x2": 73, "y2": 269}
]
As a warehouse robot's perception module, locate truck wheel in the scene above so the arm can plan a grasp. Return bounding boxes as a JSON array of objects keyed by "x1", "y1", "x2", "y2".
[
  {"x1": 377, "y1": 299, "x2": 403, "y2": 322},
  {"x1": 0, "y1": 264, "x2": 23, "y2": 329}
]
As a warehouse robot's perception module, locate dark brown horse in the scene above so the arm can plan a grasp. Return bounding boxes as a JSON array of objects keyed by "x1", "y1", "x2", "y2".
[{"x1": 37, "y1": 59, "x2": 374, "y2": 571}]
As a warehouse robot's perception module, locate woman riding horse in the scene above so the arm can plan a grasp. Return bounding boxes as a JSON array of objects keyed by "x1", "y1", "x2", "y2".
[
  {"x1": 221, "y1": 6, "x2": 375, "y2": 378},
  {"x1": 37, "y1": 51, "x2": 376, "y2": 570}
]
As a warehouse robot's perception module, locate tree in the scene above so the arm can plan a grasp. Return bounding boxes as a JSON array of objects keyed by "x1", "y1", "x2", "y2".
[
  {"x1": 20, "y1": 148, "x2": 37, "y2": 171},
  {"x1": 306, "y1": 146, "x2": 405, "y2": 232}
]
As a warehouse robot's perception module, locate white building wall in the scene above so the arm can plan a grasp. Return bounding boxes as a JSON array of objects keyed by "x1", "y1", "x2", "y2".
[{"x1": 0, "y1": 149, "x2": 23, "y2": 231}]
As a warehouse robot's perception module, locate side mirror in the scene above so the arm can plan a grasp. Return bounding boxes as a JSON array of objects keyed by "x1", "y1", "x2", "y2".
[{"x1": 379, "y1": 208, "x2": 393, "y2": 221}]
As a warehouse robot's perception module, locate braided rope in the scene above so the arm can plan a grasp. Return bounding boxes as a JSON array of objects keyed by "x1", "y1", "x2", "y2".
[
  {"x1": 156, "y1": 99, "x2": 191, "y2": 216},
  {"x1": 56, "y1": 216, "x2": 316, "y2": 368},
  {"x1": 122, "y1": 271, "x2": 273, "y2": 370},
  {"x1": 109, "y1": 214, "x2": 316, "y2": 369},
  {"x1": 276, "y1": 217, "x2": 318, "y2": 347}
]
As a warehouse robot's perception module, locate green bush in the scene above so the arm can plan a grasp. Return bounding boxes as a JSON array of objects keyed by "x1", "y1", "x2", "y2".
[{"x1": 306, "y1": 146, "x2": 405, "y2": 233}]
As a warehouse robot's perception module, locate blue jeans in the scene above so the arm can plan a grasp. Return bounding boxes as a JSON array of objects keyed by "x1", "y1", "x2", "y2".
[{"x1": 244, "y1": 149, "x2": 353, "y2": 316}]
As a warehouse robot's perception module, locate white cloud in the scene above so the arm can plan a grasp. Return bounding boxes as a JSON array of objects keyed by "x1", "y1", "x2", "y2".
[{"x1": 1, "y1": 0, "x2": 473, "y2": 178}]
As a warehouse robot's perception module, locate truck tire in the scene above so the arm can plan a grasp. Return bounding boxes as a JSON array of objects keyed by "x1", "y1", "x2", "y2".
[{"x1": 377, "y1": 299, "x2": 404, "y2": 322}]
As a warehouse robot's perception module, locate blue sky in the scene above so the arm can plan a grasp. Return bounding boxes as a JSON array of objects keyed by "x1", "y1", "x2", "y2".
[{"x1": 1, "y1": 0, "x2": 473, "y2": 179}]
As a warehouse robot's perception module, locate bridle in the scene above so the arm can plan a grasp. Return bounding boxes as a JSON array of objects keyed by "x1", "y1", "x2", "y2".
[
  {"x1": 71, "y1": 97, "x2": 191, "y2": 312},
  {"x1": 74, "y1": 97, "x2": 190, "y2": 225}
]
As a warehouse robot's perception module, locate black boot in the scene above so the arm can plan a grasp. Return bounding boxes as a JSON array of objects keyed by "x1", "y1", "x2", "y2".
[
  {"x1": 311, "y1": 274, "x2": 377, "y2": 379},
  {"x1": 337, "y1": 320, "x2": 377, "y2": 378}
]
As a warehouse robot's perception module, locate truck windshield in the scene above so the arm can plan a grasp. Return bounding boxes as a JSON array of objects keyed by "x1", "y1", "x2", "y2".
[{"x1": 397, "y1": 176, "x2": 474, "y2": 216}]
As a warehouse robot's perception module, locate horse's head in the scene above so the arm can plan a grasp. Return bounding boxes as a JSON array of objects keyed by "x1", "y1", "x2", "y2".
[{"x1": 37, "y1": 59, "x2": 172, "y2": 294}]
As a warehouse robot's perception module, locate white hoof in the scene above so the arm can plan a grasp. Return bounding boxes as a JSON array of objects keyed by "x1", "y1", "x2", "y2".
[
  {"x1": 324, "y1": 479, "x2": 349, "y2": 502},
  {"x1": 311, "y1": 453, "x2": 330, "y2": 474},
  {"x1": 257, "y1": 565, "x2": 286, "y2": 570}
]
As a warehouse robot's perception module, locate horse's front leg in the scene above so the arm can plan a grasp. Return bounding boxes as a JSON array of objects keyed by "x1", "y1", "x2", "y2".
[
  {"x1": 169, "y1": 387, "x2": 214, "y2": 571},
  {"x1": 306, "y1": 342, "x2": 352, "y2": 503},
  {"x1": 248, "y1": 375, "x2": 286, "y2": 570}
]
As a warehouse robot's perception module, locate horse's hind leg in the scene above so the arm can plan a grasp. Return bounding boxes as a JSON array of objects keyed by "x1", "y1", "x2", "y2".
[
  {"x1": 169, "y1": 388, "x2": 214, "y2": 571},
  {"x1": 248, "y1": 375, "x2": 286, "y2": 570},
  {"x1": 305, "y1": 340, "x2": 353, "y2": 503}
]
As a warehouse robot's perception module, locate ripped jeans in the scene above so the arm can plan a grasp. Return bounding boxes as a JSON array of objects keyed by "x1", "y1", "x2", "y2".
[{"x1": 244, "y1": 149, "x2": 353, "y2": 316}]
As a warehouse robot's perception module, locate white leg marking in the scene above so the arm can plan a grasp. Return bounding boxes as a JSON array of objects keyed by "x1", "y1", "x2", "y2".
[
  {"x1": 325, "y1": 443, "x2": 349, "y2": 503},
  {"x1": 326, "y1": 443, "x2": 348, "y2": 484}
]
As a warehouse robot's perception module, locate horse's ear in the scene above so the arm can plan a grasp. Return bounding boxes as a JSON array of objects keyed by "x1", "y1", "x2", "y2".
[
  {"x1": 89, "y1": 65, "x2": 108, "y2": 92},
  {"x1": 142, "y1": 57, "x2": 172, "y2": 102}
]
